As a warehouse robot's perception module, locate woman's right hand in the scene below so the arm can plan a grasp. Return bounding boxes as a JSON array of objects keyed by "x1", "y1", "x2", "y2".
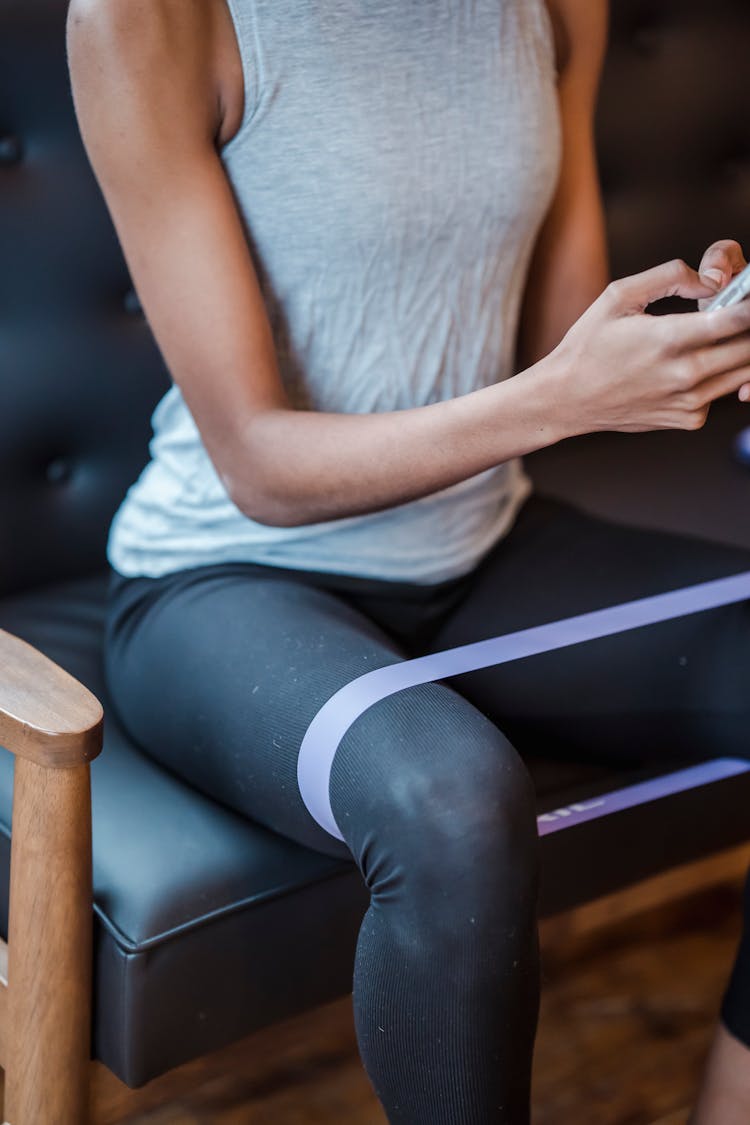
[{"x1": 547, "y1": 257, "x2": 750, "y2": 436}]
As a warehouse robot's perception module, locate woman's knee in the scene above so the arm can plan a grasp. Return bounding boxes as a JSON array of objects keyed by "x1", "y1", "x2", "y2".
[{"x1": 330, "y1": 685, "x2": 539, "y2": 905}]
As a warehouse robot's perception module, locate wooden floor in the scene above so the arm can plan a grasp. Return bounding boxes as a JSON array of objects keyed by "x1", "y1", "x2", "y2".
[{"x1": 101, "y1": 858, "x2": 747, "y2": 1125}]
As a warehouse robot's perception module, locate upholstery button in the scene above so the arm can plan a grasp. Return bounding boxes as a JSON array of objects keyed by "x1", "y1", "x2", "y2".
[
  {"x1": 0, "y1": 133, "x2": 22, "y2": 164},
  {"x1": 123, "y1": 287, "x2": 143, "y2": 315},
  {"x1": 45, "y1": 458, "x2": 73, "y2": 485}
]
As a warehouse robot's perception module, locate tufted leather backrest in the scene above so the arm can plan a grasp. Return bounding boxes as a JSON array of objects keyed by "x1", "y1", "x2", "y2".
[
  {"x1": 0, "y1": 0, "x2": 170, "y2": 595},
  {"x1": 1, "y1": 0, "x2": 749, "y2": 596}
]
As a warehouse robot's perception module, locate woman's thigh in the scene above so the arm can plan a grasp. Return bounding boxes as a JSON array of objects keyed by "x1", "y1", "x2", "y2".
[
  {"x1": 430, "y1": 494, "x2": 750, "y2": 764},
  {"x1": 104, "y1": 564, "x2": 533, "y2": 861}
]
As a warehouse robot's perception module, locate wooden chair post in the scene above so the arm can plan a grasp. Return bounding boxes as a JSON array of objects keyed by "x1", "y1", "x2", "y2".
[{"x1": 4, "y1": 758, "x2": 94, "y2": 1125}]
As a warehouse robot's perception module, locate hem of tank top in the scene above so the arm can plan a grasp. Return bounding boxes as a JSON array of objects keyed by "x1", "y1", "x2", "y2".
[
  {"x1": 104, "y1": 473, "x2": 534, "y2": 586},
  {"x1": 105, "y1": 557, "x2": 478, "y2": 604}
]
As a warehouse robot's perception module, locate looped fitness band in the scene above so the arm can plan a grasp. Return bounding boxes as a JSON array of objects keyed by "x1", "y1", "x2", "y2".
[{"x1": 297, "y1": 570, "x2": 750, "y2": 841}]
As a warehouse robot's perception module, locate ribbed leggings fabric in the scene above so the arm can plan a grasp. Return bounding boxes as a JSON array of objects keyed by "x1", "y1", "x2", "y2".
[{"x1": 105, "y1": 494, "x2": 750, "y2": 1123}]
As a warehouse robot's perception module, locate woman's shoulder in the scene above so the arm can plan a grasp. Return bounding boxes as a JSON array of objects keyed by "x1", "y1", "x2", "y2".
[{"x1": 66, "y1": 0, "x2": 240, "y2": 151}]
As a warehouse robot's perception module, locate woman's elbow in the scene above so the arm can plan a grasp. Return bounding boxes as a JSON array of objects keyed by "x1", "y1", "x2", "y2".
[
  {"x1": 216, "y1": 413, "x2": 325, "y2": 527},
  {"x1": 222, "y1": 471, "x2": 312, "y2": 528}
]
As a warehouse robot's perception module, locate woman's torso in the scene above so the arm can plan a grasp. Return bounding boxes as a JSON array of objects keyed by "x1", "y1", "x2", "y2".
[{"x1": 107, "y1": 0, "x2": 562, "y2": 583}]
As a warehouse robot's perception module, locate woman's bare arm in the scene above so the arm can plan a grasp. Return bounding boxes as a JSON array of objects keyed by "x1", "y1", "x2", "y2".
[
  {"x1": 67, "y1": 0, "x2": 750, "y2": 528},
  {"x1": 518, "y1": 0, "x2": 610, "y2": 368},
  {"x1": 520, "y1": 0, "x2": 748, "y2": 373}
]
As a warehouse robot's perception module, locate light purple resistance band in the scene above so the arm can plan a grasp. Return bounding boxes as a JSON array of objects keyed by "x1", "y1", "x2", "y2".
[{"x1": 297, "y1": 571, "x2": 750, "y2": 841}]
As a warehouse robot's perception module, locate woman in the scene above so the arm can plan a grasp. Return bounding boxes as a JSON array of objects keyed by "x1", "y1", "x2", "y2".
[{"x1": 66, "y1": 0, "x2": 750, "y2": 1120}]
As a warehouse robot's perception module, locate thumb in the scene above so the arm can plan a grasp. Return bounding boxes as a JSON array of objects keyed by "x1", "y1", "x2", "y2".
[
  {"x1": 699, "y1": 239, "x2": 747, "y2": 291},
  {"x1": 607, "y1": 258, "x2": 717, "y2": 314}
]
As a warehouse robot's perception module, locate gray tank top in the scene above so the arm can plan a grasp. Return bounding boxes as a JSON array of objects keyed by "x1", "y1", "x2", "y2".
[{"x1": 107, "y1": 0, "x2": 562, "y2": 582}]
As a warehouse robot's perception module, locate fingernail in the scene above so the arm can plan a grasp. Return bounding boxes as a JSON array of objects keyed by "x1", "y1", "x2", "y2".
[
  {"x1": 741, "y1": 385, "x2": 750, "y2": 402},
  {"x1": 702, "y1": 268, "x2": 724, "y2": 289}
]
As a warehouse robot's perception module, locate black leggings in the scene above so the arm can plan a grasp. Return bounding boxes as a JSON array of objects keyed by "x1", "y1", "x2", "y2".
[{"x1": 105, "y1": 493, "x2": 750, "y2": 1123}]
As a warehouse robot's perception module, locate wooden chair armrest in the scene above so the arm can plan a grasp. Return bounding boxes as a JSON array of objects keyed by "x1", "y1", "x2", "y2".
[{"x1": 0, "y1": 628, "x2": 103, "y2": 767}]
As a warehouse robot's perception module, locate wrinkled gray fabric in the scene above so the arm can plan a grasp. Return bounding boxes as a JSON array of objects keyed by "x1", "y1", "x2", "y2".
[{"x1": 108, "y1": 0, "x2": 561, "y2": 581}]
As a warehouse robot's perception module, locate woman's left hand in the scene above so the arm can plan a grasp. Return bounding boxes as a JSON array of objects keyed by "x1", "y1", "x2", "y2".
[{"x1": 698, "y1": 239, "x2": 749, "y2": 400}]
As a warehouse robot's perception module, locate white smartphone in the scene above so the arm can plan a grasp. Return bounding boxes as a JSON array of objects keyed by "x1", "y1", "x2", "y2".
[{"x1": 705, "y1": 261, "x2": 750, "y2": 311}]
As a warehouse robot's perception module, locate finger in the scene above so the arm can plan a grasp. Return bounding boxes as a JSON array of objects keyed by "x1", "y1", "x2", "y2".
[
  {"x1": 740, "y1": 383, "x2": 750, "y2": 403},
  {"x1": 689, "y1": 334, "x2": 750, "y2": 384},
  {"x1": 694, "y1": 362, "x2": 750, "y2": 406},
  {"x1": 660, "y1": 300, "x2": 750, "y2": 350},
  {"x1": 606, "y1": 258, "x2": 716, "y2": 313},
  {"x1": 698, "y1": 239, "x2": 747, "y2": 292}
]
